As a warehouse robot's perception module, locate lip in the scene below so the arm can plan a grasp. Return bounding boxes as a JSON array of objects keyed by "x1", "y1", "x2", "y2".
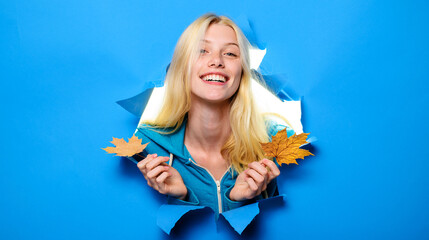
[{"x1": 199, "y1": 72, "x2": 230, "y2": 81}]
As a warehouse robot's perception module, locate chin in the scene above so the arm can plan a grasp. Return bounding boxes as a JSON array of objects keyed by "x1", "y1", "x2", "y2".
[{"x1": 191, "y1": 93, "x2": 231, "y2": 104}]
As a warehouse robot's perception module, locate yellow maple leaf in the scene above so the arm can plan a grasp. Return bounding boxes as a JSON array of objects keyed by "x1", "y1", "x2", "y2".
[
  {"x1": 102, "y1": 135, "x2": 149, "y2": 157},
  {"x1": 260, "y1": 129, "x2": 313, "y2": 165}
]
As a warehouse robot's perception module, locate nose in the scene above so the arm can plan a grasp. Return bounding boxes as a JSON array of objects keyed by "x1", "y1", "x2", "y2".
[{"x1": 208, "y1": 53, "x2": 224, "y2": 68}]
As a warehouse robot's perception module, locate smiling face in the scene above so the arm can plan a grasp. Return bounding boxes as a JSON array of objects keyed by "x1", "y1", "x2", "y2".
[{"x1": 189, "y1": 23, "x2": 243, "y2": 104}]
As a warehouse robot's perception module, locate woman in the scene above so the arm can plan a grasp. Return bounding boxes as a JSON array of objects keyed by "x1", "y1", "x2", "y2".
[{"x1": 135, "y1": 14, "x2": 291, "y2": 214}]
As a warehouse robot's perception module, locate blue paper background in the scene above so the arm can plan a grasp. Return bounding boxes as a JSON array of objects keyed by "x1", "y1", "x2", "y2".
[{"x1": 1, "y1": 0, "x2": 428, "y2": 239}]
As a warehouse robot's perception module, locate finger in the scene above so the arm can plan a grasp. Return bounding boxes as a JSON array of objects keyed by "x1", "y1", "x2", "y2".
[
  {"x1": 248, "y1": 161, "x2": 268, "y2": 178},
  {"x1": 236, "y1": 169, "x2": 249, "y2": 182},
  {"x1": 137, "y1": 153, "x2": 158, "y2": 169},
  {"x1": 262, "y1": 159, "x2": 280, "y2": 175},
  {"x1": 137, "y1": 154, "x2": 157, "y2": 176},
  {"x1": 147, "y1": 165, "x2": 169, "y2": 179},
  {"x1": 247, "y1": 166, "x2": 268, "y2": 193},
  {"x1": 156, "y1": 171, "x2": 170, "y2": 184},
  {"x1": 261, "y1": 159, "x2": 280, "y2": 181},
  {"x1": 146, "y1": 156, "x2": 169, "y2": 171},
  {"x1": 155, "y1": 171, "x2": 170, "y2": 194},
  {"x1": 245, "y1": 177, "x2": 259, "y2": 192},
  {"x1": 246, "y1": 169, "x2": 265, "y2": 186},
  {"x1": 137, "y1": 154, "x2": 153, "y2": 169}
]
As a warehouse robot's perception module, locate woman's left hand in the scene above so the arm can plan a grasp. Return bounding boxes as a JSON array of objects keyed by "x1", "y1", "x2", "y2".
[{"x1": 229, "y1": 158, "x2": 280, "y2": 201}]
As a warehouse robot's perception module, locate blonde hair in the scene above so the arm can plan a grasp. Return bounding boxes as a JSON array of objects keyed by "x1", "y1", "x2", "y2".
[{"x1": 145, "y1": 13, "x2": 270, "y2": 173}]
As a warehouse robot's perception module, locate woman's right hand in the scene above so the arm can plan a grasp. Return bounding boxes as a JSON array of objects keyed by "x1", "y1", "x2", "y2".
[{"x1": 137, "y1": 153, "x2": 188, "y2": 200}]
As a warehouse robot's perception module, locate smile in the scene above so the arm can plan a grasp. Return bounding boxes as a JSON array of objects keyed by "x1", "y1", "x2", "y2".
[{"x1": 200, "y1": 73, "x2": 229, "y2": 84}]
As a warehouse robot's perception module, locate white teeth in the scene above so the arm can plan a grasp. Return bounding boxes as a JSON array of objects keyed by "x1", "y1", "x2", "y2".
[{"x1": 202, "y1": 74, "x2": 226, "y2": 82}]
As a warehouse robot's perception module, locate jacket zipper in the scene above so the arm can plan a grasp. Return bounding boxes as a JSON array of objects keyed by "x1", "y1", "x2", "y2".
[
  {"x1": 189, "y1": 158, "x2": 229, "y2": 214},
  {"x1": 215, "y1": 180, "x2": 222, "y2": 213}
]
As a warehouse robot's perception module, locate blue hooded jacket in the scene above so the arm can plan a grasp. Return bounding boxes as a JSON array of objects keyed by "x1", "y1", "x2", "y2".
[{"x1": 134, "y1": 118, "x2": 294, "y2": 215}]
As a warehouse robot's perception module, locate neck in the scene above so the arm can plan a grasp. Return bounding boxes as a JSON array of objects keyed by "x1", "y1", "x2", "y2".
[{"x1": 185, "y1": 98, "x2": 231, "y2": 153}]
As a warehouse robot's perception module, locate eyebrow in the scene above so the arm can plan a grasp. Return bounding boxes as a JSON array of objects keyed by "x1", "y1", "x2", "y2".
[{"x1": 201, "y1": 39, "x2": 239, "y2": 47}]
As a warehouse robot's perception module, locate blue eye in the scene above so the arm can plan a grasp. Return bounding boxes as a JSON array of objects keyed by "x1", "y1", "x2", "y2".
[
  {"x1": 225, "y1": 52, "x2": 237, "y2": 57},
  {"x1": 200, "y1": 49, "x2": 208, "y2": 54}
]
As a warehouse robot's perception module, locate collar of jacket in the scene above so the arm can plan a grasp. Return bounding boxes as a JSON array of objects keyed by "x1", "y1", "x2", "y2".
[{"x1": 138, "y1": 118, "x2": 192, "y2": 162}]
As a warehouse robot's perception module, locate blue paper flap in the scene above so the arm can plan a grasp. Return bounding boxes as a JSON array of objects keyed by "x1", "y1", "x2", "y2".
[
  {"x1": 116, "y1": 88, "x2": 154, "y2": 117},
  {"x1": 157, "y1": 204, "x2": 207, "y2": 235},
  {"x1": 220, "y1": 202, "x2": 260, "y2": 234},
  {"x1": 219, "y1": 195, "x2": 286, "y2": 234}
]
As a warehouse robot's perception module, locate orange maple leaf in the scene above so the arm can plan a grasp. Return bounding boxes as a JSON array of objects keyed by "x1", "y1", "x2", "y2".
[
  {"x1": 102, "y1": 135, "x2": 149, "y2": 157},
  {"x1": 260, "y1": 129, "x2": 313, "y2": 165}
]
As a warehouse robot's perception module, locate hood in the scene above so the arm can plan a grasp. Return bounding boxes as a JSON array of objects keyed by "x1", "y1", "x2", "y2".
[{"x1": 136, "y1": 120, "x2": 191, "y2": 160}]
